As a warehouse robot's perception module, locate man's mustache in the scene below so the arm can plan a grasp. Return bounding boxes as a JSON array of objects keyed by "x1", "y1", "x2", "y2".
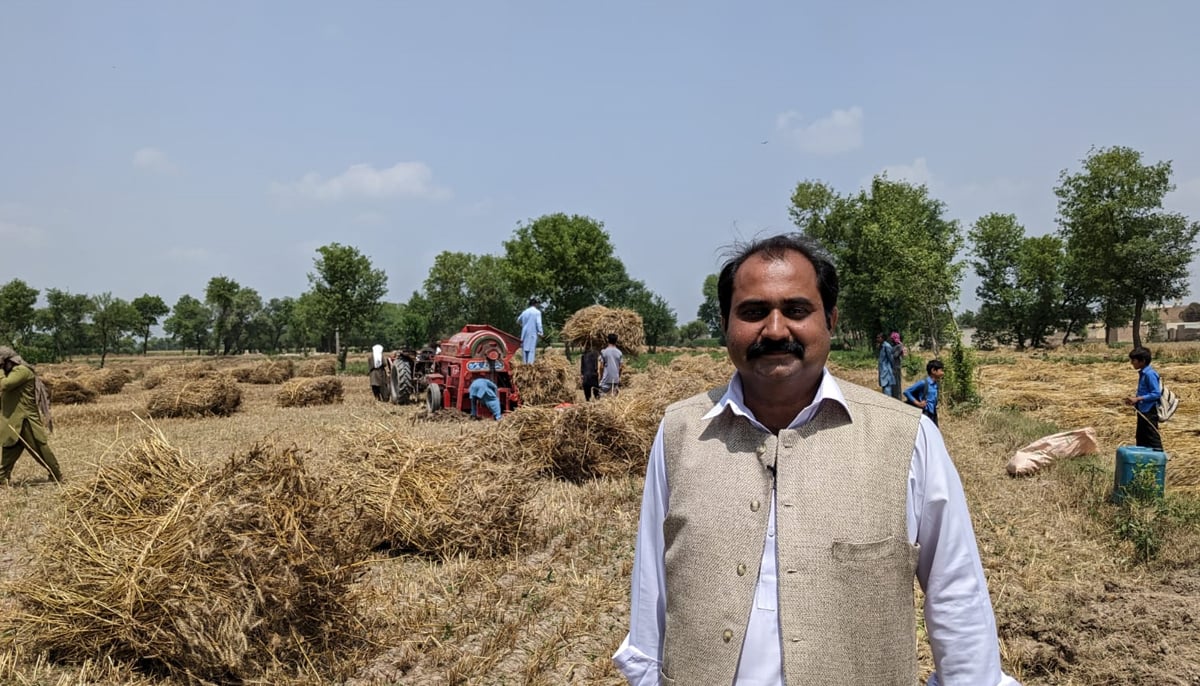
[{"x1": 747, "y1": 339, "x2": 806, "y2": 360}]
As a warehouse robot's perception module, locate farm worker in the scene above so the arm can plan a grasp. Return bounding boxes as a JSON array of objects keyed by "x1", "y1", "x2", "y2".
[
  {"x1": 468, "y1": 377, "x2": 502, "y2": 420},
  {"x1": 1125, "y1": 346, "x2": 1163, "y2": 451},
  {"x1": 517, "y1": 297, "x2": 543, "y2": 363},
  {"x1": 368, "y1": 344, "x2": 388, "y2": 401},
  {"x1": 612, "y1": 234, "x2": 1019, "y2": 686},
  {"x1": 0, "y1": 346, "x2": 65, "y2": 485},
  {"x1": 598, "y1": 333, "x2": 623, "y2": 397},
  {"x1": 904, "y1": 358, "x2": 945, "y2": 426},
  {"x1": 876, "y1": 332, "x2": 897, "y2": 397},
  {"x1": 580, "y1": 344, "x2": 601, "y2": 401},
  {"x1": 888, "y1": 330, "x2": 907, "y2": 399}
]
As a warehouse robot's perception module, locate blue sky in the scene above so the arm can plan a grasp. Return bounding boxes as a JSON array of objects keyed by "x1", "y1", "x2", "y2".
[{"x1": 3, "y1": 1, "x2": 1199, "y2": 327}]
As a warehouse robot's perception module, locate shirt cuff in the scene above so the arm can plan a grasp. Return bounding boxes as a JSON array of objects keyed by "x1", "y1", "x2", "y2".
[
  {"x1": 612, "y1": 633, "x2": 660, "y2": 686},
  {"x1": 927, "y1": 671, "x2": 1022, "y2": 686}
]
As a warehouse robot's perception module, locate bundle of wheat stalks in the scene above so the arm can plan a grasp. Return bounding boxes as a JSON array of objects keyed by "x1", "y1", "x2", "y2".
[{"x1": 2, "y1": 432, "x2": 372, "y2": 684}]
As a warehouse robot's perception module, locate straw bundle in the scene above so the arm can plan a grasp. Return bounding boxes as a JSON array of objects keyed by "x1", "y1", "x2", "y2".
[
  {"x1": 511, "y1": 350, "x2": 576, "y2": 406},
  {"x1": 142, "y1": 361, "x2": 218, "y2": 390},
  {"x1": 2, "y1": 432, "x2": 370, "y2": 684},
  {"x1": 277, "y1": 376, "x2": 344, "y2": 407},
  {"x1": 78, "y1": 367, "x2": 131, "y2": 395},
  {"x1": 146, "y1": 374, "x2": 242, "y2": 418},
  {"x1": 42, "y1": 375, "x2": 98, "y2": 405},
  {"x1": 494, "y1": 400, "x2": 660, "y2": 481},
  {"x1": 561, "y1": 305, "x2": 645, "y2": 355},
  {"x1": 296, "y1": 357, "x2": 338, "y2": 378},
  {"x1": 229, "y1": 365, "x2": 255, "y2": 382},
  {"x1": 245, "y1": 358, "x2": 294, "y2": 384},
  {"x1": 412, "y1": 408, "x2": 474, "y2": 424},
  {"x1": 333, "y1": 429, "x2": 538, "y2": 559}
]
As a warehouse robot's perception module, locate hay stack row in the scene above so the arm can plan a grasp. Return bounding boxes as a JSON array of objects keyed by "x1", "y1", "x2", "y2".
[
  {"x1": 561, "y1": 304, "x2": 645, "y2": 355},
  {"x1": 42, "y1": 368, "x2": 133, "y2": 404},
  {"x1": 231, "y1": 358, "x2": 295, "y2": 384}
]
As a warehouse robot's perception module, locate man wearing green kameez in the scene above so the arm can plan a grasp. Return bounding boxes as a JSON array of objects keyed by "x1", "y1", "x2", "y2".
[{"x1": 0, "y1": 346, "x2": 64, "y2": 485}]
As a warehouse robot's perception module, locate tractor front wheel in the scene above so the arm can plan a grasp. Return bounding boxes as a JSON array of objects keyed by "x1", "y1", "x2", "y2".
[{"x1": 426, "y1": 382, "x2": 443, "y2": 413}]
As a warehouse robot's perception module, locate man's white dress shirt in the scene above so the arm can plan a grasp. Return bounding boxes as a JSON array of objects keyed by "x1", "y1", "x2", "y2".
[{"x1": 613, "y1": 371, "x2": 1020, "y2": 686}]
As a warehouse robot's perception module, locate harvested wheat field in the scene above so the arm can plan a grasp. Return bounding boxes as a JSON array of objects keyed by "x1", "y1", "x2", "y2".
[{"x1": 1, "y1": 348, "x2": 1199, "y2": 684}]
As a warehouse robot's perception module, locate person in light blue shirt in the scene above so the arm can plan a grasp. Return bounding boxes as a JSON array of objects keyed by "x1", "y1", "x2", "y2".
[
  {"x1": 1125, "y1": 346, "x2": 1163, "y2": 451},
  {"x1": 468, "y1": 376, "x2": 502, "y2": 421},
  {"x1": 877, "y1": 333, "x2": 897, "y2": 397},
  {"x1": 517, "y1": 297, "x2": 544, "y2": 363},
  {"x1": 904, "y1": 359, "x2": 945, "y2": 426}
]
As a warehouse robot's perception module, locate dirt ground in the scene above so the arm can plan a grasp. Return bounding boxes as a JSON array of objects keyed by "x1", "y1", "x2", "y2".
[{"x1": 0, "y1": 352, "x2": 1198, "y2": 684}]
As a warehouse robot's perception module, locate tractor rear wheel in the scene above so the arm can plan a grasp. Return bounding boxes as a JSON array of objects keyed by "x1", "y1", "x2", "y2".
[
  {"x1": 392, "y1": 363, "x2": 414, "y2": 404},
  {"x1": 426, "y1": 382, "x2": 443, "y2": 413}
]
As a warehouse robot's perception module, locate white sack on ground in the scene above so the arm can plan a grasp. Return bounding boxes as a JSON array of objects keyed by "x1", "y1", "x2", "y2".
[{"x1": 1007, "y1": 427, "x2": 1100, "y2": 477}]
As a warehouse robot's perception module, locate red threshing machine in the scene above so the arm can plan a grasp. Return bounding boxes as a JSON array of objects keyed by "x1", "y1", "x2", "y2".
[{"x1": 424, "y1": 325, "x2": 522, "y2": 417}]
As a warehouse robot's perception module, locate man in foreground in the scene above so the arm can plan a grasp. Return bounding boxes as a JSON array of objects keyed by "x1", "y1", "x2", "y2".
[
  {"x1": 1, "y1": 346, "x2": 65, "y2": 485},
  {"x1": 612, "y1": 234, "x2": 1017, "y2": 685}
]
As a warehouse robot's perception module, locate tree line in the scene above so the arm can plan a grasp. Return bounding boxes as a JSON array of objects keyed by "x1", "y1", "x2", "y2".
[{"x1": 3, "y1": 147, "x2": 1196, "y2": 365}]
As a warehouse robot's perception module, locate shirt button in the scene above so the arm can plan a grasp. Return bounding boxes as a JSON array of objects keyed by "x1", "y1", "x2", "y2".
[
  {"x1": 750, "y1": 500, "x2": 760, "y2": 512},
  {"x1": 737, "y1": 563, "x2": 747, "y2": 576},
  {"x1": 756, "y1": 445, "x2": 766, "y2": 456},
  {"x1": 723, "y1": 629, "x2": 733, "y2": 643}
]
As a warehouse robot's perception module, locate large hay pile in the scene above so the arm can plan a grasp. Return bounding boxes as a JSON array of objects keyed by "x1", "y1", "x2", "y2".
[
  {"x1": 142, "y1": 361, "x2": 217, "y2": 390},
  {"x1": 42, "y1": 375, "x2": 98, "y2": 405},
  {"x1": 561, "y1": 305, "x2": 645, "y2": 355},
  {"x1": 1, "y1": 432, "x2": 372, "y2": 684},
  {"x1": 146, "y1": 375, "x2": 242, "y2": 418},
  {"x1": 277, "y1": 376, "x2": 343, "y2": 407},
  {"x1": 296, "y1": 357, "x2": 338, "y2": 378},
  {"x1": 511, "y1": 349, "x2": 576, "y2": 406},
  {"x1": 79, "y1": 367, "x2": 132, "y2": 395},
  {"x1": 333, "y1": 430, "x2": 538, "y2": 559}
]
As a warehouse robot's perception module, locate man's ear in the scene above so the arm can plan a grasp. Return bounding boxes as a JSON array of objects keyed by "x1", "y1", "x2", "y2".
[
  {"x1": 720, "y1": 315, "x2": 728, "y2": 335},
  {"x1": 827, "y1": 307, "x2": 839, "y2": 331}
]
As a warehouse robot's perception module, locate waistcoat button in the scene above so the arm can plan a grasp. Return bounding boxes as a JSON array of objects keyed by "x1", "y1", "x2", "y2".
[
  {"x1": 750, "y1": 500, "x2": 760, "y2": 512},
  {"x1": 756, "y1": 444, "x2": 766, "y2": 456},
  {"x1": 723, "y1": 629, "x2": 733, "y2": 643},
  {"x1": 737, "y1": 563, "x2": 747, "y2": 576}
]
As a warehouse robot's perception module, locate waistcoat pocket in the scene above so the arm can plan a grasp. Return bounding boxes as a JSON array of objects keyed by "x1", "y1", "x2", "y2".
[{"x1": 831, "y1": 535, "x2": 900, "y2": 562}]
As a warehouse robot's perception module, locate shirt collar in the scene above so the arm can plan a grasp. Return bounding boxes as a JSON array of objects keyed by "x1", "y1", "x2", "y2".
[{"x1": 701, "y1": 369, "x2": 849, "y2": 431}]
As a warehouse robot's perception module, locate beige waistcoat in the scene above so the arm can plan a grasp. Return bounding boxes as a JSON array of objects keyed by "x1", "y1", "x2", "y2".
[{"x1": 660, "y1": 380, "x2": 922, "y2": 685}]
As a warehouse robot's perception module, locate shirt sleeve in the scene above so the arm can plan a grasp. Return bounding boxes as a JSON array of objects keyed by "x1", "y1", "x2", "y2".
[
  {"x1": 903, "y1": 379, "x2": 924, "y2": 404},
  {"x1": 612, "y1": 423, "x2": 668, "y2": 685},
  {"x1": 909, "y1": 417, "x2": 1021, "y2": 686},
  {"x1": 0, "y1": 365, "x2": 31, "y2": 391}
]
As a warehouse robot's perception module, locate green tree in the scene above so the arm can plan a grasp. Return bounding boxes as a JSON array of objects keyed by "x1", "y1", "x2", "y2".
[
  {"x1": 130, "y1": 294, "x2": 169, "y2": 355},
  {"x1": 679, "y1": 320, "x2": 709, "y2": 344},
  {"x1": 164, "y1": 295, "x2": 212, "y2": 355},
  {"x1": 36, "y1": 289, "x2": 94, "y2": 361},
  {"x1": 0, "y1": 279, "x2": 39, "y2": 346},
  {"x1": 307, "y1": 243, "x2": 388, "y2": 369},
  {"x1": 423, "y1": 251, "x2": 474, "y2": 338},
  {"x1": 397, "y1": 292, "x2": 432, "y2": 348},
  {"x1": 90, "y1": 293, "x2": 138, "y2": 367},
  {"x1": 622, "y1": 282, "x2": 677, "y2": 353},
  {"x1": 697, "y1": 274, "x2": 723, "y2": 340},
  {"x1": 204, "y1": 277, "x2": 261, "y2": 354},
  {"x1": 463, "y1": 254, "x2": 520, "y2": 332},
  {"x1": 791, "y1": 177, "x2": 964, "y2": 349},
  {"x1": 502, "y1": 213, "x2": 631, "y2": 330},
  {"x1": 254, "y1": 297, "x2": 295, "y2": 353},
  {"x1": 1056, "y1": 146, "x2": 1200, "y2": 348}
]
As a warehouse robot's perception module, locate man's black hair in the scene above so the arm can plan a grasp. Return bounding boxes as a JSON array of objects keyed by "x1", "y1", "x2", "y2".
[
  {"x1": 528, "y1": 296, "x2": 539, "y2": 306},
  {"x1": 926, "y1": 359, "x2": 945, "y2": 375},
  {"x1": 607, "y1": 333, "x2": 618, "y2": 345},
  {"x1": 1129, "y1": 347, "x2": 1152, "y2": 365},
  {"x1": 717, "y1": 233, "x2": 839, "y2": 330}
]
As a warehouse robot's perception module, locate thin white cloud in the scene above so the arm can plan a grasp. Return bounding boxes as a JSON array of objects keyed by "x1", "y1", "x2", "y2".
[
  {"x1": 0, "y1": 219, "x2": 47, "y2": 248},
  {"x1": 133, "y1": 147, "x2": 178, "y2": 174},
  {"x1": 775, "y1": 106, "x2": 864, "y2": 156},
  {"x1": 271, "y1": 162, "x2": 451, "y2": 202},
  {"x1": 877, "y1": 157, "x2": 933, "y2": 187}
]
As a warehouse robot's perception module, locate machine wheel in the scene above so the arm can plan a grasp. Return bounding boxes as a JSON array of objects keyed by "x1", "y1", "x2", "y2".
[
  {"x1": 394, "y1": 363, "x2": 414, "y2": 404},
  {"x1": 426, "y1": 382, "x2": 443, "y2": 413},
  {"x1": 469, "y1": 333, "x2": 508, "y2": 359}
]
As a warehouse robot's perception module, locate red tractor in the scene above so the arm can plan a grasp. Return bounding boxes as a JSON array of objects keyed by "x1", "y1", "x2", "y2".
[{"x1": 423, "y1": 325, "x2": 522, "y2": 417}]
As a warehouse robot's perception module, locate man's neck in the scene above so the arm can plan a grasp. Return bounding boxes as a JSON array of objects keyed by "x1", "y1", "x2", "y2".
[{"x1": 743, "y1": 381, "x2": 818, "y2": 434}]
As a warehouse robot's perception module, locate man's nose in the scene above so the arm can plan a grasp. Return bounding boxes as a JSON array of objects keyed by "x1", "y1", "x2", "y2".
[{"x1": 761, "y1": 309, "x2": 788, "y2": 339}]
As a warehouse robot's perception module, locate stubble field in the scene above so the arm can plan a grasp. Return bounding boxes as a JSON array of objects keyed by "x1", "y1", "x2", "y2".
[{"x1": 1, "y1": 346, "x2": 1199, "y2": 685}]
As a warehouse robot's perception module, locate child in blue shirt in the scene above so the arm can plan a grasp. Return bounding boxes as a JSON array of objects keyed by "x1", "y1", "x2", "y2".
[
  {"x1": 904, "y1": 359, "x2": 945, "y2": 426},
  {"x1": 1125, "y1": 346, "x2": 1163, "y2": 451}
]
